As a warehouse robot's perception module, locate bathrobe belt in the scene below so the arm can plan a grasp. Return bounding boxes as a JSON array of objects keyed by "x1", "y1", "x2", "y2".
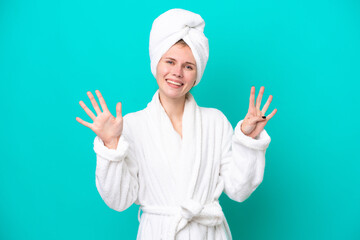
[{"x1": 138, "y1": 199, "x2": 225, "y2": 239}]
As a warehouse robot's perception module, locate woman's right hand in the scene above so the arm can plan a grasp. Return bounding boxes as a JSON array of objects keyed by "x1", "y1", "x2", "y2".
[{"x1": 76, "y1": 90, "x2": 123, "y2": 149}]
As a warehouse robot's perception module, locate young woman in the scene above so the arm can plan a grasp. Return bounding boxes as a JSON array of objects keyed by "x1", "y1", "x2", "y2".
[{"x1": 76, "y1": 8, "x2": 277, "y2": 240}]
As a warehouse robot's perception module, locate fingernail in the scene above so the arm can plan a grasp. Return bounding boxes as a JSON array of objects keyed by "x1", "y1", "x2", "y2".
[{"x1": 262, "y1": 116, "x2": 266, "y2": 119}]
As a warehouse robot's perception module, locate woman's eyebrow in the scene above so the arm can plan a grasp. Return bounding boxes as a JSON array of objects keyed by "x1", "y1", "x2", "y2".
[{"x1": 165, "y1": 57, "x2": 196, "y2": 66}]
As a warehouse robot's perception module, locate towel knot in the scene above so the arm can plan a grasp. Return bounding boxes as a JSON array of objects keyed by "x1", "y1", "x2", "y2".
[
  {"x1": 138, "y1": 199, "x2": 225, "y2": 239},
  {"x1": 180, "y1": 199, "x2": 204, "y2": 221},
  {"x1": 184, "y1": 25, "x2": 191, "y2": 34},
  {"x1": 149, "y1": 8, "x2": 209, "y2": 86}
]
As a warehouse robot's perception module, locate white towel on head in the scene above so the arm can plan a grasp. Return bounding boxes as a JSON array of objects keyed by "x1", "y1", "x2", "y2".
[{"x1": 149, "y1": 8, "x2": 209, "y2": 86}]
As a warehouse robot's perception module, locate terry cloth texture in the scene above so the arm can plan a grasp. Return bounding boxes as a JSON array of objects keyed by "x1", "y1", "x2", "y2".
[{"x1": 93, "y1": 90, "x2": 271, "y2": 239}]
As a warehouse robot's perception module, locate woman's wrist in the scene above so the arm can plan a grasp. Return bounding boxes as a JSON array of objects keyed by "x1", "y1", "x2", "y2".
[
  {"x1": 104, "y1": 136, "x2": 120, "y2": 149},
  {"x1": 240, "y1": 123, "x2": 257, "y2": 139}
]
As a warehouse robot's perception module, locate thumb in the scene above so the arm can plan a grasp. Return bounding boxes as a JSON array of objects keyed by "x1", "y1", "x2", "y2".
[
  {"x1": 249, "y1": 115, "x2": 265, "y2": 125},
  {"x1": 116, "y1": 102, "x2": 122, "y2": 119},
  {"x1": 254, "y1": 115, "x2": 266, "y2": 123}
]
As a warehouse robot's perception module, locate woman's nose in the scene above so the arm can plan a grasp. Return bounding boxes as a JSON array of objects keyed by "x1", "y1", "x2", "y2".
[{"x1": 171, "y1": 65, "x2": 183, "y2": 78}]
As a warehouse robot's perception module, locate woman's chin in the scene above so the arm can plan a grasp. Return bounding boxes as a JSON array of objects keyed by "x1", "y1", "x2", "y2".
[{"x1": 159, "y1": 89, "x2": 187, "y2": 100}]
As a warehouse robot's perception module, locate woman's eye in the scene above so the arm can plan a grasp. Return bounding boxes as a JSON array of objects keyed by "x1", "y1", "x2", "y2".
[
  {"x1": 186, "y1": 66, "x2": 193, "y2": 70},
  {"x1": 166, "y1": 60, "x2": 174, "y2": 64}
]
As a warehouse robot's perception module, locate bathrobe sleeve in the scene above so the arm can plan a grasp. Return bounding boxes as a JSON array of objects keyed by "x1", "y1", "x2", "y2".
[
  {"x1": 93, "y1": 122, "x2": 139, "y2": 212},
  {"x1": 220, "y1": 117, "x2": 271, "y2": 202}
]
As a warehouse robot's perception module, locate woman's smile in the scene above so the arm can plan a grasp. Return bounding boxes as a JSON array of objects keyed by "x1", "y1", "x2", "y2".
[
  {"x1": 156, "y1": 43, "x2": 197, "y2": 101},
  {"x1": 166, "y1": 79, "x2": 184, "y2": 88}
]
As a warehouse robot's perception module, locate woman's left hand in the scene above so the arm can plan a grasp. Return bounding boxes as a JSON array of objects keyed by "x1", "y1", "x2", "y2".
[{"x1": 241, "y1": 86, "x2": 277, "y2": 139}]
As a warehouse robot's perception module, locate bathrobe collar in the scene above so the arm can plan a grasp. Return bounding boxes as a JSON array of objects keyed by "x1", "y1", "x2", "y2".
[{"x1": 146, "y1": 90, "x2": 202, "y2": 202}]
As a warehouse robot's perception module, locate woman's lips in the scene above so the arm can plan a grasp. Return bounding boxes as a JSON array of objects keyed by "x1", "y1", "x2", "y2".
[{"x1": 166, "y1": 79, "x2": 183, "y2": 88}]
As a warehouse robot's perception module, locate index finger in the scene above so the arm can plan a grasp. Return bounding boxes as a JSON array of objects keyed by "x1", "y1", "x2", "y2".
[
  {"x1": 255, "y1": 86, "x2": 265, "y2": 109},
  {"x1": 249, "y1": 86, "x2": 255, "y2": 109},
  {"x1": 95, "y1": 90, "x2": 109, "y2": 112}
]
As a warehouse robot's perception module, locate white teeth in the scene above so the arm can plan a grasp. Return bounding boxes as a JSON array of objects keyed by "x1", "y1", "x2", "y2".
[{"x1": 167, "y1": 80, "x2": 182, "y2": 86}]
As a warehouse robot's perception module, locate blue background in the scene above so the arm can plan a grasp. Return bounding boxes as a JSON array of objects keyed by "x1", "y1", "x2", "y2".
[{"x1": 1, "y1": 0, "x2": 359, "y2": 239}]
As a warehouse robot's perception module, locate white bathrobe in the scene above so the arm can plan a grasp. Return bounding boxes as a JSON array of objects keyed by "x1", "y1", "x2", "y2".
[{"x1": 93, "y1": 90, "x2": 271, "y2": 240}]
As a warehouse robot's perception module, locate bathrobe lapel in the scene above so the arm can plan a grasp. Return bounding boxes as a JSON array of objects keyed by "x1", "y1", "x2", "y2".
[
  {"x1": 146, "y1": 90, "x2": 202, "y2": 204},
  {"x1": 143, "y1": 91, "x2": 228, "y2": 239},
  {"x1": 177, "y1": 92, "x2": 202, "y2": 200}
]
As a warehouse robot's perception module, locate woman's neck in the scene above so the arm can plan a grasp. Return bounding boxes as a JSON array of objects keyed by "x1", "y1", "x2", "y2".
[{"x1": 158, "y1": 91, "x2": 186, "y2": 122}]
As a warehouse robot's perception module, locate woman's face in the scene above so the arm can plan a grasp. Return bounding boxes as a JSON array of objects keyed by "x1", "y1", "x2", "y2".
[{"x1": 156, "y1": 43, "x2": 197, "y2": 101}]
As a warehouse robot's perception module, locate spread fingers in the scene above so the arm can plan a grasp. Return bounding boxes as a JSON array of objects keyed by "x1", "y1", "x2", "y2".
[
  {"x1": 75, "y1": 117, "x2": 93, "y2": 129},
  {"x1": 79, "y1": 101, "x2": 96, "y2": 121},
  {"x1": 265, "y1": 108, "x2": 277, "y2": 121},
  {"x1": 255, "y1": 86, "x2": 264, "y2": 109},
  {"x1": 249, "y1": 86, "x2": 255, "y2": 109},
  {"x1": 95, "y1": 90, "x2": 109, "y2": 112},
  {"x1": 261, "y1": 95, "x2": 273, "y2": 115},
  {"x1": 87, "y1": 91, "x2": 102, "y2": 115}
]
